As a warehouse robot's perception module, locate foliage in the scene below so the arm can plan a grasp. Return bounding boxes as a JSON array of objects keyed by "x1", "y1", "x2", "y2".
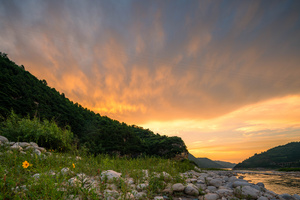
[
  {"x1": 1, "y1": 111, "x2": 73, "y2": 151},
  {"x1": 277, "y1": 167, "x2": 300, "y2": 172},
  {"x1": 0, "y1": 52, "x2": 188, "y2": 157},
  {"x1": 234, "y1": 142, "x2": 300, "y2": 169}
]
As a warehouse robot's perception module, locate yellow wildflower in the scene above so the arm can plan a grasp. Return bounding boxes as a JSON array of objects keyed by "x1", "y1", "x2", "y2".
[
  {"x1": 22, "y1": 161, "x2": 30, "y2": 169},
  {"x1": 72, "y1": 163, "x2": 75, "y2": 168}
]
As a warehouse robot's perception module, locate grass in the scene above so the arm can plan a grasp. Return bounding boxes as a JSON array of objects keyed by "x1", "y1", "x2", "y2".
[{"x1": 0, "y1": 145, "x2": 196, "y2": 199}]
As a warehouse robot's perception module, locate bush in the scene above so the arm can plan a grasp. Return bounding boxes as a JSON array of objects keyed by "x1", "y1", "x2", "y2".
[{"x1": 0, "y1": 111, "x2": 73, "y2": 151}]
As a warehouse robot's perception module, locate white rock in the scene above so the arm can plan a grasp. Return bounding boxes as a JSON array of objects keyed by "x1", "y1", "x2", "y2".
[
  {"x1": 125, "y1": 178, "x2": 134, "y2": 185},
  {"x1": 30, "y1": 142, "x2": 39, "y2": 147},
  {"x1": 34, "y1": 149, "x2": 41, "y2": 156},
  {"x1": 134, "y1": 191, "x2": 147, "y2": 199},
  {"x1": 68, "y1": 177, "x2": 81, "y2": 186},
  {"x1": 154, "y1": 196, "x2": 164, "y2": 200},
  {"x1": 0, "y1": 136, "x2": 8, "y2": 143},
  {"x1": 184, "y1": 183, "x2": 199, "y2": 196},
  {"x1": 11, "y1": 143, "x2": 22, "y2": 151},
  {"x1": 257, "y1": 196, "x2": 269, "y2": 200},
  {"x1": 61, "y1": 167, "x2": 70, "y2": 175},
  {"x1": 101, "y1": 170, "x2": 121, "y2": 181},
  {"x1": 33, "y1": 173, "x2": 40, "y2": 180},
  {"x1": 216, "y1": 188, "x2": 233, "y2": 197},
  {"x1": 18, "y1": 142, "x2": 30, "y2": 148},
  {"x1": 265, "y1": 189, "x2": 277, "y2": 197},
  {"x1": 136, "y1": 183, "x2": 148, "y2": 191},
  {"x1": 209, "y1": 179, "x2": 222, "y2": 187},
  {"x1": 232, "y1": 180, "x2": 251, "y2": 187},
  {"x1": 195, "y1": 183, "x2": 207, "y2": 191},
  {"x1": 161, "y1": 171, "x2": 172, "y2": 180},
  {"x1": 207, "y1": 186, "x2": 217, "y2": 192},
  {"x1": 234, "y1": 186, "x2": 260, "y2": 199},
  {"x1": 256, "y1": 182, "x2": 265, "y2": 188},
  {"x1": 190, "y1": 178, "x2": 197, "y2": 182},
  {"x1": 280, "y1": 193, "x2": 294, "y2": 200},
  {"x1": 172, "y1": 183, "x2": 185, "y2": 192},
  {"x1": 36, "y1": 147, "x2": 46, "y2": 152},
  {"x1": 228, "y1": 176, "x2": 238, "y2": 182},
  {"x1": 25, "y1": 146, "x2": 35, "y2": 151},
  {"x1": 76, "y1": 156, "x2": 81, "y2": 160},
  {"x1": 125, "y1": 192, "x2": 135, "y2": 200},
  {"x1": 204, "y1": 193, "x2": 219, "y2": 200},
  {"x1": 104, "y1": 189, "x2": 119, "y2": 198}
]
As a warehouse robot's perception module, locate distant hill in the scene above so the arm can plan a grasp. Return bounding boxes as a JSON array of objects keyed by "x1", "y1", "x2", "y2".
[
  {"x1": 214, "y1": 160, "x2": 236, "y2": 168},
  {"x1": 0, "y1": 52, "x2": 188, "y2": 158},
  {"x1": 234, "y1": 142, "x2": 300, "y2": 169},
  {"x1": 188, "y1": 154, "x2": 235, "y2": 168}
]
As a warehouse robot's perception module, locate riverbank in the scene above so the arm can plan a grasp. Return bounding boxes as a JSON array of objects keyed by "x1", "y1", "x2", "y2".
[
  {"x1": 234, "y1": 170, "x2": 300, "y2": 196},
  {"x1": 1, "y1": 136, "x2": 300, "y2": 199}
]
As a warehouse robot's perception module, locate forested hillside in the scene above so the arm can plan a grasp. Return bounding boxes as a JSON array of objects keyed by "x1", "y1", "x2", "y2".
[
  {"x1": 234, "y1": 142, "x2": 300, "y2": 169},
  {"x1": 0, "y1": 52, "x2": 188, "y2": 158}
]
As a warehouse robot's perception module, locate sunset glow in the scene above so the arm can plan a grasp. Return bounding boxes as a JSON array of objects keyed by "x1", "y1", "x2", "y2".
[{"x1": 1, "y1": 0, "x2": 300, "y2": 163}]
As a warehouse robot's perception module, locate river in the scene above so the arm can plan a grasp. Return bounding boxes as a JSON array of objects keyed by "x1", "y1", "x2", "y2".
[{"x1": 233, "y1": 170, "x2": 300, "y2": 195}]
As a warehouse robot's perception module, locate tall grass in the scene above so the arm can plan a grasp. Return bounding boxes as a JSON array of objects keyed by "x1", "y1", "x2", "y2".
[{"x1": 0, "y1": 146, "x2": 195, "y2": 199}]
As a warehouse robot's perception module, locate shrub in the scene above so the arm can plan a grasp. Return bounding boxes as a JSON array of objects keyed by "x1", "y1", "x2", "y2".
[{"x1": 0, "y1": 111, "x2": 73, "y2": 151}]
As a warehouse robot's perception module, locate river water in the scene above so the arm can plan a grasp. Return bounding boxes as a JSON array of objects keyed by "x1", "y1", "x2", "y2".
[{"x1": 234, "y1": 170, "x2": 300, "y2": 195}]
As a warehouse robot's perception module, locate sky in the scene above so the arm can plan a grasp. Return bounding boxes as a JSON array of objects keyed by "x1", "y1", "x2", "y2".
[{"x1": 1, "y1": 0, "x2": 300, "y2": 163}]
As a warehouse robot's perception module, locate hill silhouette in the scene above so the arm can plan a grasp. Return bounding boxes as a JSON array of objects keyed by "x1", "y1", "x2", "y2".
[
  {"x1": 188, "y1": 153, "x2": 235, "y2": 168},
  {"x1": 234, "y1": 142, "x2": 300, "y2": 169},
  {"x1": 0, "y1": 52, "x2": 188, "y2": 158}
]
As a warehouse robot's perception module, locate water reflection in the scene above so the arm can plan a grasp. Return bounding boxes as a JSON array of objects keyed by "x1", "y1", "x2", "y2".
[{"x1": 234, "y1": 170, "x2": 300, "y2": 195}]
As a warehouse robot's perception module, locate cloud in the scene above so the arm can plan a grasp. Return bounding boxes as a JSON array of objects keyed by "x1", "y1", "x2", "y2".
[{"x1": 1, "y1": 0, "x2": 300, "y2": 162}]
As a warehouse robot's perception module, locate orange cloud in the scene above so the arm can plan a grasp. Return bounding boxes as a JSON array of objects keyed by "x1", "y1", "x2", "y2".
[{"x1": 1, "y1": 1, "x2": 300, "y2": 162}]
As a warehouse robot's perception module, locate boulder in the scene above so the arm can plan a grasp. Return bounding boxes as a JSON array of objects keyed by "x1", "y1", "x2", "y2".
[
  {"x1": 207, "y1": 186, "x2": 217, "y2": 192},
  {"x1": 209, "y1": 179, "x2": 222, "y2": 187},
  {"x1": 172, "y1": 183, "x2": 185, "y2": 192},
  {"x1": 257, "y1": 196, "x2": 269, "y2": 200},
  {"x1": 36, "y1": 147, "x2": 46, "y2": 153},
  {"x1": 101, "y1": 170, "x2": 121, "y2": 182},
  {"x1": 204, "y1": 193, "x2": 219, "y2": 200},
  {"x1": 228, "y1": 176, "x2": 238, "y2": 182},
  {"x1": 184, "y1": 183, "x2": 199, "y2": 196},
  {"x1": 30, "y1": 142, "x2": 38, "y2": 147},
  {"x1": 257, "y1": 182, "x2": 265, "y2": 188},
  {"x1": 232, "y1": 180, "x2": 251, "y2": 187},
  {"x1": 279, "y1": 193, "x2": 294, "y2": 200},
  {"x1": 18, "y1": 142, "x2": 30, "y2": 148},
  {"x1": 0, "y1": 136, "x2": 9, "y2": 143},
  {"x1": 11, "y1": 143, "x2": 23, "y2": 151},
  {"x1": 34, "y1": 149, "x2": 41, "y2": 156},
  {"x1": 216, "y1": 188, "x2": 233, "y2": 197},
  {"x1": 234, "y1": 185, "x2": 260, "y2": 199}
]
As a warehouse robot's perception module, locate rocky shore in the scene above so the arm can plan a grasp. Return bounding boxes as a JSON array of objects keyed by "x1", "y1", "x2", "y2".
[{"x1": 1, "y1": 135, "x2": 299, "y2": 200}]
